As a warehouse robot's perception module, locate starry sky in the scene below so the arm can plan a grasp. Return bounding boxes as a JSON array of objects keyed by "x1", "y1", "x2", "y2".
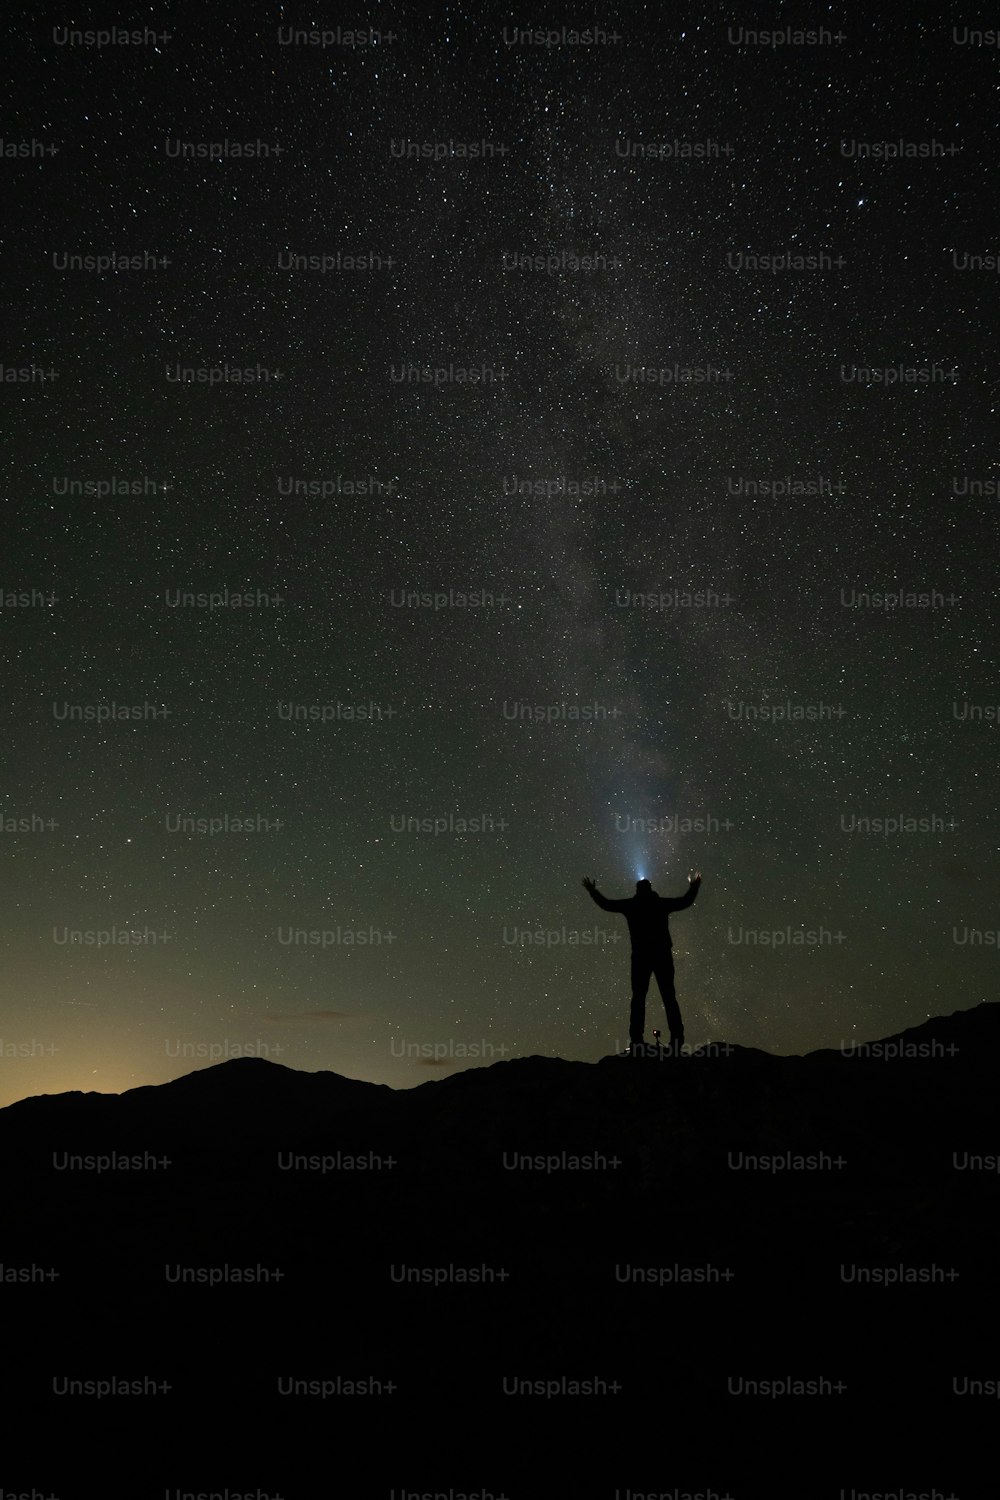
[{"x1": 1, "y1": 3, "x2": 998, "y2": 1105}]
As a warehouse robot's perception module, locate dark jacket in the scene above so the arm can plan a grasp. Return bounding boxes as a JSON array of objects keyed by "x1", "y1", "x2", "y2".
[{"x1": 586, "y1": 882, "x2": 700, "y2": 950}]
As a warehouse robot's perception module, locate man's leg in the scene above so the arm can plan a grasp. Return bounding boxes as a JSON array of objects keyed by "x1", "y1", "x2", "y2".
[
  {"x1": 653, "y1": 951, "x2": 684, "y2": 1047},
  {"x1": 629, "y1": 952, "x2": 652, "y2": 1045}
]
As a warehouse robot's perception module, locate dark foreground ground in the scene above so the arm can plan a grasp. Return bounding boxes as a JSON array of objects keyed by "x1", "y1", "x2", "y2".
[{"x1": 3, "y1": 1005, "x2": 998, "y2": 1491}]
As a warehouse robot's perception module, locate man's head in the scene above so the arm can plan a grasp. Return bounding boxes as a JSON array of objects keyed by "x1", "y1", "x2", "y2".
[{"x1": 635, "y1": 878, "x2": 653, "y2": 897}]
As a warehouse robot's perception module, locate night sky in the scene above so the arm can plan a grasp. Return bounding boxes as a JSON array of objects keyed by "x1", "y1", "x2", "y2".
[{"x1": 2, "y1": 4, "x2": 998, "y2": 1107}]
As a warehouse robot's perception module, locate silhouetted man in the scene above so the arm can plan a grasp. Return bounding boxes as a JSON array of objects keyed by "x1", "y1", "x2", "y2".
[{"x1": 582, "y1": 872, "x2": 702, "y2": 1053}]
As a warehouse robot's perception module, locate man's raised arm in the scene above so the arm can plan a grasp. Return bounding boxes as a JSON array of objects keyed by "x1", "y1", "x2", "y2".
[
  {"x1": 662, "y1": 871, "x2": 702, "y2": 911},
  {"x1": 581, "y1": 876, "x2": 629, "y2": 912}
]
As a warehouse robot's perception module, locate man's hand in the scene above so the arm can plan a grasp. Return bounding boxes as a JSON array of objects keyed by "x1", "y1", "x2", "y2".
[
  {"x1": 688, "y1": 871, "x2": 702, "y2": 885},
  {"x1": 582, "y1": 876, "x2": 597, "y2": 893}
]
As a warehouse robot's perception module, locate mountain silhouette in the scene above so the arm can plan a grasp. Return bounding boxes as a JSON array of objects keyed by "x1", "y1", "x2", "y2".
[{"x1": 3, "y1": 1004, "x2": 996, "y2": 1455}]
